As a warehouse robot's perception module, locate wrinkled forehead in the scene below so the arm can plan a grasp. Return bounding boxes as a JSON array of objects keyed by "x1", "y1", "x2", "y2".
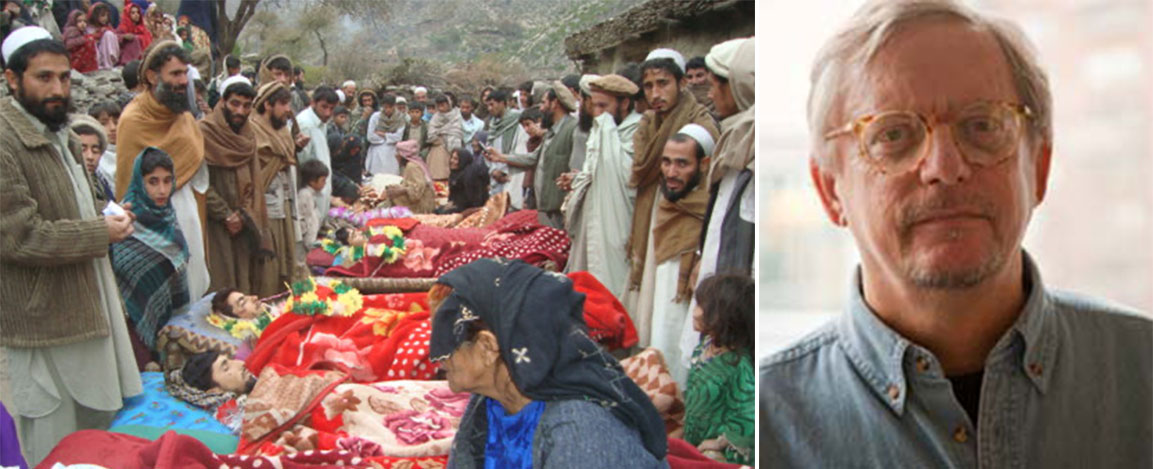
[{"x1": 844, "y1": 18, "x2": 1018, "y2": 119}]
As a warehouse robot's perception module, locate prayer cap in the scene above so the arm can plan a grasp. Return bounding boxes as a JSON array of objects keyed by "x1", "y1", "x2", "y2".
[
  {"x1": 218, "y1": 75, "x2": 252, "y2": 95},
  {"x1": 342, "y1": 80, "x2": 355, "y2": 87},
  {"x1": 578, "y1": 74, "x2": 601, "y2": 95},
  {"x1": 589, "y1": 74, "x2": 639, "y2": 97},
  {"x1": 645, "y1": 48, "x2": 685, "y2": 72},
  {"x1": 551, "y1": 80, "x2": 577, "y2": 112},
  {"x1": 396, "y1": 96, "x2": 407, "y2": 104},
  {"x1": 706, "y1": 37, "x2": 749, "y2": 80},
  {"x1": 676, "y1": 123, "x2": 715, "y2": 157},
  {"x1": 2, "y1": 26, "x2": 53, "y2": 64},
  {"x1": 413, "y1": 86, "x2": 428, "y2": 94}
]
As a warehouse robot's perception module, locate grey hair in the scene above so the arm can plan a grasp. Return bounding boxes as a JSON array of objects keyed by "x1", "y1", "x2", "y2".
[{"x1": 808, "y1": 0, "x2": 1052, "y2": 165}]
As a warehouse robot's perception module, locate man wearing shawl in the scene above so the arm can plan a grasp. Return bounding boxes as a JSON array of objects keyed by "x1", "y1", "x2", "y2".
[
  {"x1": 426, "y1": 94, "x2": 463, "y2": 182},
  {"x1": 202, "y1": 76, "x2": 266, "y2": 294},
  {"x1": 430, "y1": 259, "x2": 668, "y2": 467},
  {"x1": 486, "y1": 82, "x2": 578, "y2": 229},
  {"x1": 350, "y1": 89, "x2": 378, "y2": 147},
  {"x1": 296, "y1": 85, "x2": 339, "y2": 215},
  {"x1": 0, "y1": 30, "x2": 141, "y2": 464},
  {"x1": 386, "y1": 140, "x2": 436, "y2": 214},
  {"x1": 677, "y1": 38, "x2": 755, "y2": 370},
  {"x1": 484, "y1": 89, "x2": 529, "y2": 208},
  {"x1": 365, "y1": 93, "x2": 404, "y2": 176},
  {"x1": 249, "y1": 81, "x2": 300, "y2": 297},
  {"x1": 627, "y1": 49, "x2": 719, "y2": 305},
  {"x1": 111, "y1": 147, "x2": 190, "y2": 354},
  {"x1": 115, "y1": 40, "x2": 211, "y2": 300},
  {"x1": 459, "y1": 96, "x2": 484, "y2": 146},
  {"x1": 632, "y1": 125, "x2": 715, "y2": 384},
  {"x1": 561, "y1": 74, "x2": 644, "y2": 301}
]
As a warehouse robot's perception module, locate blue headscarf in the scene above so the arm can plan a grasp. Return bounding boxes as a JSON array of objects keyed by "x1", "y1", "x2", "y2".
[
  {"x1": 121, "y1": 147, "x2": 187, "y2": 251},
  {"x1": 430, "y1": 259, "x2": 668, "y2": 460}
]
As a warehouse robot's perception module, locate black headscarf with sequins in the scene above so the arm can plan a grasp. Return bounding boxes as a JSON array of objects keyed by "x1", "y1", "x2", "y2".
[{"x1": 429, "y1": 258, "x2": 667, "y2": 460}]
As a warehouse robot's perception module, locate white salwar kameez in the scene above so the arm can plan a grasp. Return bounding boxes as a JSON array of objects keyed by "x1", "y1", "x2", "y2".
[
  {"x1": 563, "y1": 111, "x2": 642, "y2": 301},
  {"x1": 171, "y1": 163, "x2": 211, "y2": 300},
  {"x1": 296, "y1": 107, "x2": 333, "y2": 215},
  {"x1": 631, "y1": 198, "x2": 691, "y2": 385},
  {"x1": 365, "y1": 111, "x2": 403, "y2": 177}
]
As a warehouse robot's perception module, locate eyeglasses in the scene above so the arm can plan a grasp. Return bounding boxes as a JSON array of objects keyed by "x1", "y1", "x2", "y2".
[{"x1": 824, "y1": 101, "x2": 1034, "y2": 174}]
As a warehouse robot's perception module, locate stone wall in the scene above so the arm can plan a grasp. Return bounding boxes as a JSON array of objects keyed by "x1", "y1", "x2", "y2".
[{"x1": 0, "y1": 67, "x2": 129, "y2": 114}]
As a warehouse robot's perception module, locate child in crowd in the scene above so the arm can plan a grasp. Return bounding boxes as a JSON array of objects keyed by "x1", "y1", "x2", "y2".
[
  {"x1": 297, "y1": 160, "x2": 329, "y2": 252},
  {"x1": 683, "y1": 274, "x2": 755, "y2": 465},
  {"x1": 88, "y1": 100, "x2": 122, "y2": 200}
]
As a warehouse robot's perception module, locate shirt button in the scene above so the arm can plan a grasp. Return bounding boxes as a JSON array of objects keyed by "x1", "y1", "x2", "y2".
[
  {"x1": 1029, "y1": 362, "x2": 1043, "y2": 376},
  {"x1": 953, "y1": 426, "x2": 969, "y2": 443},
  {"x1": 915, "y1": 356, "x2": 930, "y2": 372},
  {"x1": 886, "y1": 384, "x2": 900, "y2": 401}
]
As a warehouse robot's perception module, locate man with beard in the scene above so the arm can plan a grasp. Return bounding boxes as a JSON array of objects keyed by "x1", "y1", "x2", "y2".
[
  {"x1": 115, "y1": 39, "x2": 210, "y2": 301},
  {"x1": 249, "y1": 81, "x2": 300, "y2": 298},
  {"x1": 341, "y1": 80, "x2": 356, "y2": 109},
  {"x1": 566, "y1": 74, "x2": 599, "y2": 172},
  {"x1": 631, "y1": 124, "x2": 714, "y2": 384},
  {"x1": 486, "y1": 82, "x2": 578, "y2": 229},
  {"x1": 0, "y1": 28, "x2": 141, "y2": 464},
  {"x1": 202, "y1": 76, "x2": 266, "y2": 294},
  {"x1": 627, "y1": 48, "x2": 718, "y2": 314},
  {"x1": 558, "y1": 74, "x2": 643, "y2": 301},
  {"x1": 296, "y1": 85, "x2": 339, "y2": 215}
]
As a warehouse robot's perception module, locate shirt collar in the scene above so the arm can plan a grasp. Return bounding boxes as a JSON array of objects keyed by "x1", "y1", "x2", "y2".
[{"x1": 836, "y1": 250, "x2": 1056, "y2": 415}]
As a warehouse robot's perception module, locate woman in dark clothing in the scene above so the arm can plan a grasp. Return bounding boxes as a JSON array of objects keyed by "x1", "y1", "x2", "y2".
[
  {"x1": 329, "y1": 133, "x2": 365, "y2": 185},
  {"x1": 437, "y1": 146, "x2": 489, "y2": 214}
]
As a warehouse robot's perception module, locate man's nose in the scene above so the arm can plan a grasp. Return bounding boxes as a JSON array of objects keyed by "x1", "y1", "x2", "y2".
[{"x1": 917, "y1": 125, "x2": 972, "y2": 186}]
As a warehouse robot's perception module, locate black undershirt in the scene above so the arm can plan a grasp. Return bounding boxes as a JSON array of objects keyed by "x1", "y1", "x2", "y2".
[{"x1": 948, "y1": 370, "x2": 984, "y2": 428}]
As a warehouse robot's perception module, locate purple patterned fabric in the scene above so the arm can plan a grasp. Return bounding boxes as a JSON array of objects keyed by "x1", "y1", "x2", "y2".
[{"x1": 0, "y1": 402, "x2": 28, "y2": 469}]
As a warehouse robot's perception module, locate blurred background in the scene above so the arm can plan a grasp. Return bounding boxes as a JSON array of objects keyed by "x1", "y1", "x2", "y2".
[{"x1": 756, "y1": 0, "x2": 1153, "y2": 362}]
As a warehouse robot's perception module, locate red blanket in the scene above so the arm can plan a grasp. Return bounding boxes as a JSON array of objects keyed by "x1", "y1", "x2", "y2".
[{"x1": 319, "y1": 210, "x2": 570, "y2": 278}]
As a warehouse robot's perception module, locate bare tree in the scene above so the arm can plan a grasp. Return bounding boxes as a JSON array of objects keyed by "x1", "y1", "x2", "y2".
[{"x1": 216, "y1": 0, "x2": 261, "y2": 69}]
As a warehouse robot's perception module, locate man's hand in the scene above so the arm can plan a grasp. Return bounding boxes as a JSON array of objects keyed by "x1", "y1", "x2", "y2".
[
  {"x1": 295, "y1": 133, "x2": 311, "y2": 149},
  {"x1": 106, "y1": 214, "x2": 134, "y2": 243},
  {"x1": 225, "y1": 211, "x2": 243, "y2": 236},
  {"x1": 120, "y1": 202, "x2": 137, "y2": 223},
  {"x1": 484, "y1": 147, "x2": 507, "y2": 164},
  {"x1": 556, "y1": 171, "x2": 577, "y2": 191}
]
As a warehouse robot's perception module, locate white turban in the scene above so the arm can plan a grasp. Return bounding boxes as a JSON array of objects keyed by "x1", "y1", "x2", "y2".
[
  {"x1": 413, "y1": 86, "x2": 428, "y2": 95},
  {"x1": 218, "y1": 75, "x2": 252, "y2": 95},
  {"x1": 705, "y1": 37, "x2": 747, "y2": 80},
  {"x1": 2, "y1": 26, "x2": 52, "y2": 63},
  {"x1": 342, "y1": 80, "x2": 356, "y2": 88},
  {"x1": 645, "y1": 48, "x2": 685, "y2": 73},
  {"x1": 676, "y1": 123, "x2": 716, "y2": 157}
]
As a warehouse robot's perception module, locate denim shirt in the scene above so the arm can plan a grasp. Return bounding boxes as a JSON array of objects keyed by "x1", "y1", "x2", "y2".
[{"x1": 760, "y1": 253, "x2": 1152, "y2": 468}]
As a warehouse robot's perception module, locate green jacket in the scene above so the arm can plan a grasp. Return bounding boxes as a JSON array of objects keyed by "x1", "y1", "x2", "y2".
[
  {"x1": 507, "y1": 114, "x2": 577, "y2": 212},
  {"x1": 0, "y1": 97, "x2": 113, "y2": 347}
]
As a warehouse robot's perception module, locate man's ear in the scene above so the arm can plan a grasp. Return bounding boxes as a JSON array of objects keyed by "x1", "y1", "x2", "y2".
[
  {"x1": 1032, "y1": 140, "x2": 1053, "y2": 205},
  {"x1": 145, "y1": 69, "x2": 156, "y2": 89},
  {"x1": 811, "y1": 154, "x2": 847, "y2": 227},
  {"x1": 4, "y1": 69, "x2": 17, "y2": 94}
]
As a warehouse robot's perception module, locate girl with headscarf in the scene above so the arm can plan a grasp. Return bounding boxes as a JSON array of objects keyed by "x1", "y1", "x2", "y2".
[
  {"x1": 118, "y1": 1, "x2": 151, "y2": 59},
  {"x1": 111, "y1": 147, "x2": 191, "y2": 359},
  {"x1": 430, "y1": 259, "x2": 668, "y2": 468},
  {"x1": 86, "y1": 2, "x2": 120, "y2": 69},
  {"x1": 62, "y1": 9, "x2": 97, "y2": 73},
  {"x1": 438, "y1": 146, "x2": 489, "y2": 214},
  {"x1": 384, "y1": 140, "x2": 435, "y2": 214}
]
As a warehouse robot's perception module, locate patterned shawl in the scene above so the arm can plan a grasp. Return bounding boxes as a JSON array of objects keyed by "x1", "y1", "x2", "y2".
[
  {"x1": 429, "y1": 259, "x2": 668, "y2": 460},
  {"x1": 111, "y1": 147, "x2": 191, "y2": 348}
]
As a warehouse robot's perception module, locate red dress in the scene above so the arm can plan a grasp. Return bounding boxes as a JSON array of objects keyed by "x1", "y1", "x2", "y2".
[{"x1": 62, "y1": 11, "x2": 98, "y2": 73}]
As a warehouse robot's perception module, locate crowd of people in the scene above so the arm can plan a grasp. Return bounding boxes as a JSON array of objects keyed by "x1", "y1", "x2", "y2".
[{"x1": 0, "y1": 8, "x2": 755, "y2": 466}]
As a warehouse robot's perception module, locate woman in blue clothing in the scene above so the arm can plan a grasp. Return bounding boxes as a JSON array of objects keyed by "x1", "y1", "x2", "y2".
[{"x1": 430, "y1": 259, "x2": 668, "y2": 469}]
